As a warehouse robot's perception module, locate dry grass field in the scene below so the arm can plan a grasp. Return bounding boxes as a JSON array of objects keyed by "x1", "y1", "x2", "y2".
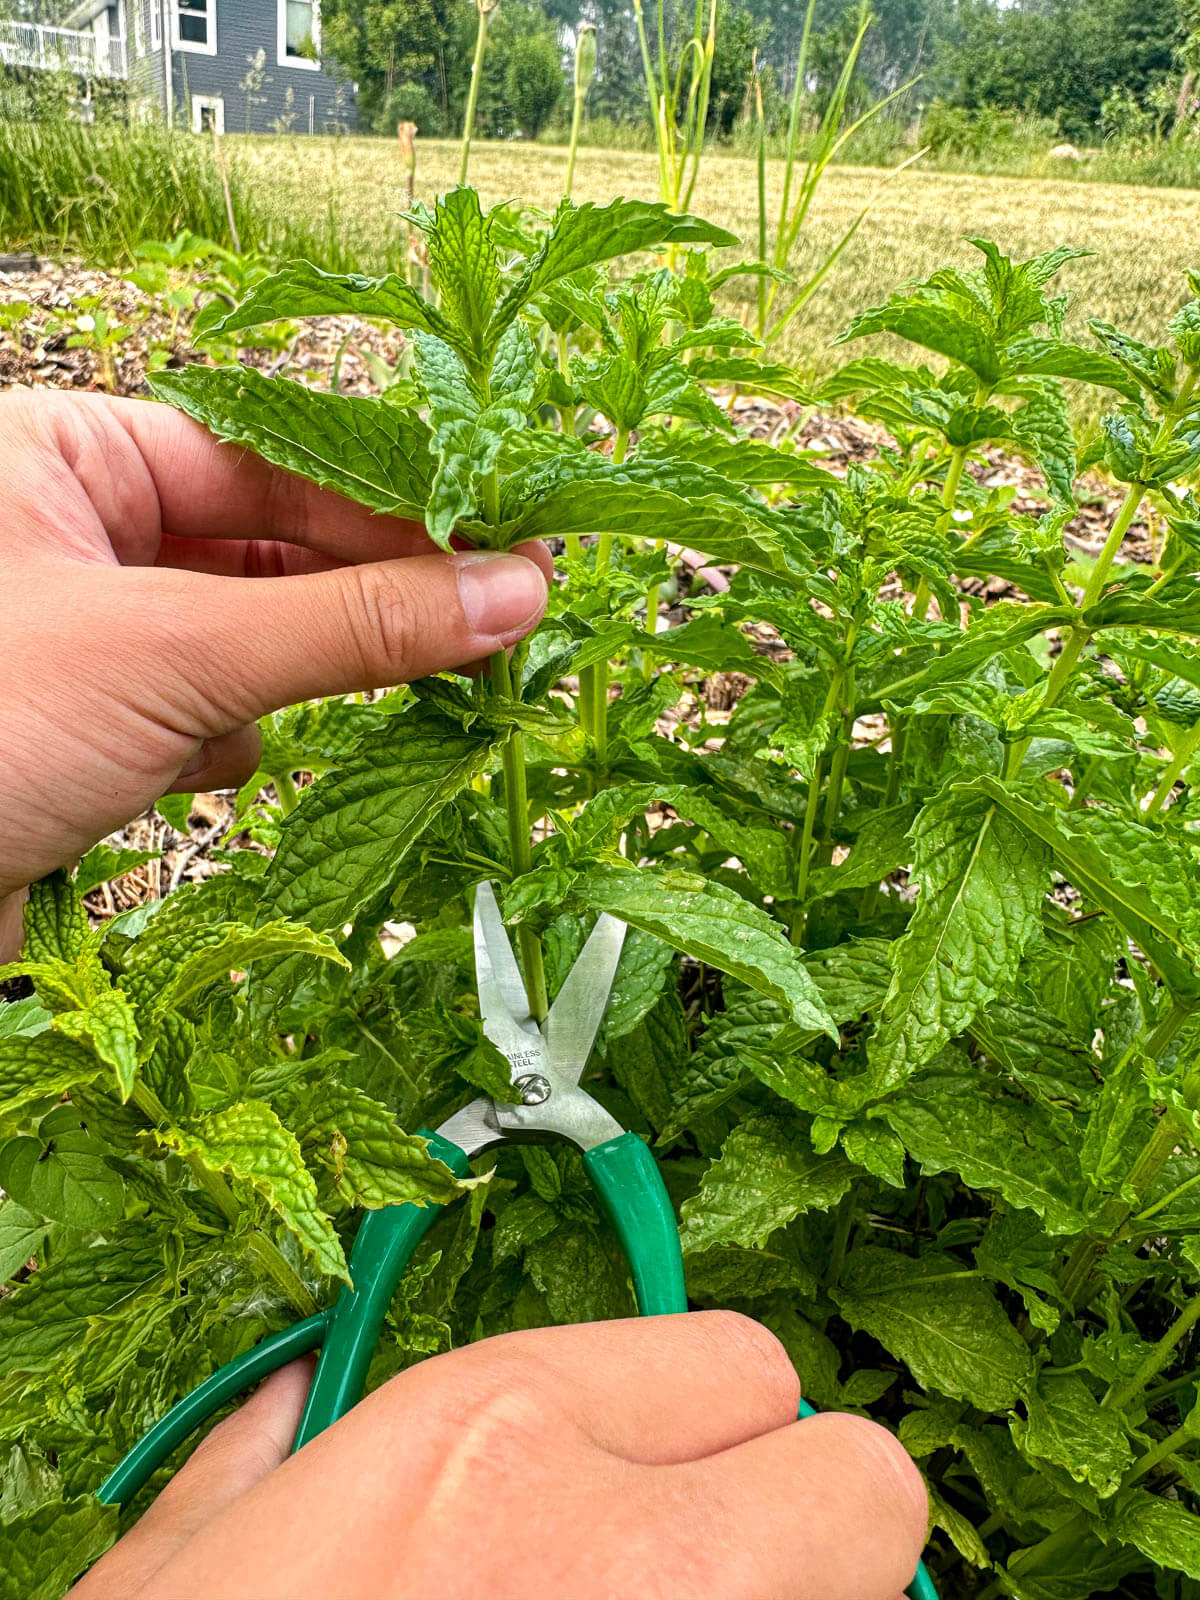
[{"x1": 239, "y1": 134, "x2": 1200, "y2": 390}]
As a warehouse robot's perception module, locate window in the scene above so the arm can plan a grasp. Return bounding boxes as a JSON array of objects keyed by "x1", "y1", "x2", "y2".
[
  {"x1": 190, "y1": 93, "x2": 224, "y2": 134},
  {"x1": 149, "y1": 0, "x2": 161, "y2": 50},
  {"x1": 277, "y1": 0, "x2": 319, "y2": 69},
  {"x1": 172, "y1": 0, "x2": 216, "y2": 54}
]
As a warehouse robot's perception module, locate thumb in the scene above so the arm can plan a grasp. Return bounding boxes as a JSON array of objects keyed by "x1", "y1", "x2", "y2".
[{"x1": 155, "y1": 548, "x2": 549, "y2": 732}]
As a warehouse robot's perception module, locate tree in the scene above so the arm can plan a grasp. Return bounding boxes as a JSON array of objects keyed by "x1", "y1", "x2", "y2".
[
  {"x1": 928, "y1": 0, "x2": 1182, "y2": 142},
  {"x1": 320, "y1": 0, "x2": 474, "y2": 131},
  {"x1": 707, "y1": 1, "x2": 767, "y2": 133},
  {"x1": 504, "y1": 31, "x2": 564, "y2": 135}
]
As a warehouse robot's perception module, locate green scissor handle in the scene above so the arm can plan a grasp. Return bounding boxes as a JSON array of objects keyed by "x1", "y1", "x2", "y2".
[
  {"x1": 291, "y1": 1129, "x2": 471, "y2": 1447},
  {"x1": 583, "y1": 1130, "x2": 688, "y2": 1316},
  {"x1": 96, "y1": 1311, "x2": 329, "y2": 1507},
  {"x1": 97, "y1": 1127, "x2": 684, "y2": 1508}
]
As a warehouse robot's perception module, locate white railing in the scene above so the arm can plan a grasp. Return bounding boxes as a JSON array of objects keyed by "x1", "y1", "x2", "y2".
[{"x1": 0, "y1": 21, "x2": 128, "y2": 79}]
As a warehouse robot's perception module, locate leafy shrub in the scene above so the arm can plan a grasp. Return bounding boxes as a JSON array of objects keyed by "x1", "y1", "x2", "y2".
[
  {"x1": 503, "y1": 32, "x2": 564, "y2": 139},
  {"x1": 5, "y1": 194, "x2": 1200, "y2": 1598},
  {"x1": 372, "y1": 81, "x2": 446, "y2": 139}
]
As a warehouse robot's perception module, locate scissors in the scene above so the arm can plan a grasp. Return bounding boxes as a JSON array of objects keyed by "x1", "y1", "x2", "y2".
[{"x1": 96, "y1": 882, "x2": 937, "y2": 1600}]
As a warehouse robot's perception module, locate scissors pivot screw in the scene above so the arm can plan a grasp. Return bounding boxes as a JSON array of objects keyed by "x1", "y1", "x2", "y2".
[{"x1": 514, "y1": 1073, "x2": 552, "y2": 1105}]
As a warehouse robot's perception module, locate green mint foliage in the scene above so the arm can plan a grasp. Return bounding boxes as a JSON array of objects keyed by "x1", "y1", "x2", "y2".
[{"x1": 8, "y1": 209, "x2": 1200, "y2": 1597}]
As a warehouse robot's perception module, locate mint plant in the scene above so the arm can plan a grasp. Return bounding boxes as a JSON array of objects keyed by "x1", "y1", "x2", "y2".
[{"x1": 4, "y1": 199, "x2": 1200, "y2": 1598}]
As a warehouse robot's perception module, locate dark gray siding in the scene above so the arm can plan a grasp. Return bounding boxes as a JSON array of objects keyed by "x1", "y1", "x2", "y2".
[{"x1": 123, "y1": 0, "x2": 357, "y2": 134}]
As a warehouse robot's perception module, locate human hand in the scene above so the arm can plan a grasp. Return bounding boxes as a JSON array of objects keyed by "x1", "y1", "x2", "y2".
[
  {"x1": 0, "y1": 389, "x2": 550, "y2": 957},
  {"x1": 71, "y1": 1313, "x2": 927, "y2": 1600}
]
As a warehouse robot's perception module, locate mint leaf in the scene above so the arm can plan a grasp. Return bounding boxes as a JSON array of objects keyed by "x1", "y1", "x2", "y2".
[
  {"x1": 297, "y1": 1081, "x2": 476, "y2": 1209},
  {"x1": 1013, "y1": 1374, "x2": 1133, "y2": 1496},
  {"x1": 0, "y1": 1200, "x2": 47, "y2": 1283},
  {"x1": 974, "y1": 778, "x2": 1200, "y2": 998},
  {"x1": 265, "y1": 705, "x2": 499, "y2": 930},
  {"x1": 493, "y1": 197, "x2": 736, "y2": 332},
  {"x1": 150, "y1": 366, "x2": 435, "y2": 520},
  {"x1": 883, "y1": 1069, "x2": 1088, "y2": 1234},
  {"x1": 0, "y1": 1498, "x2": 117, "y2": 1599},
  {"x1": 425, "y1": 187, "x2": 500, "y2": 360},
  {"x1": 159, "y1": 922, "x2": 349, "y2": 1011},
  {"x1": 871, "y1": 786, "x2": 1050, "y2": 1091},
  {"x1": 415, "y1": 324, "x2": 535, "y2": 544},
  {"x1": 1110, "y1": 1490, "x2": 1200, "y2": 1579},
  {"x1": 0, "y1": 1112, "x2": 125, "y2": 1229},
  {"x1": 0, "y1": 1034, "x2": 102, "y2": 1123},
  {"x1": 204, "y1": 259, "x2": 451, "y2": 339},
  {"x1": 0, "y1": 1233, "x2": 165, "y2": 1382},
  {"x1": 573, "y1": 866, "x2": 837, "y2": 1034},
  {"x1": 833, "y1": 1248, "x2": 1034, "y2": 1411},
  {"x1": 679, "y1": 1115, "x2": 855, "y2": 1252},
  {"x1": 164, "y1": 1101, "x2": 346, "y2": 1280}
]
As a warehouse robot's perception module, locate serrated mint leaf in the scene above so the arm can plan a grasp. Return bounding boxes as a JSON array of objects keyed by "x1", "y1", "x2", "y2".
[
  {"x1": 0, "y1": 1034, "x2": 102, "y2": 1123},
  {"x1": 0, "y1": 1497, "x2": 117, "y2": 1599},
  {"x1": 1013, "y1": 1374, "x2": 1133, "y2": 1496},
  {"x1": 414, "y1": 327, "x2": 533, "y2": 544},
  {"x1": 1013, "y1": 380, "x2": 1076, "y2": 502},
  {"x1": 150, "y1": 366, "x2": 435, "y2": 520},
  {"x1": 679, "y1": 1115, "x2": 855, "y2": 1252},
  {"x1": 490, "y1": 454, "x2": 805, "y2": 582},
  {"x1": 836, "y1": 297, "x2": 1001, "y2": 384},
  {"x1": 1109, "y1": 1490, "x2": 1200, "y2": 1579},
  {"x1": 685, "y1": 1239, "x2": 818, "y2": 1302},
  {"x1": 807, "y1": 804, "x2": 917, "y2": 899},
  {"x1": 425, "y1": 187, "x2": 500, "y2": 360},
  {"x1": 205, "y1": 258, "x2": 450, "y2": 339},
  {"x1": 21, "y1": 872, "x2": 88, "y2": 963},
  {"x1": 159, "y1": 921, "x2": 349, "y2": 1012},
  {"x1": 0, "y1": 1233, "x2": 165, "y2": 1382},
  {"x1": 883, "y1": 1070, "x2": 1088, "y2": 1234},
  {"x1": 492, "y1": 197, "x2": 736, "y2": 333},
  {"x1": 265, "y1": 705, "x2": 498, "y2": 931},
  {"x1": 0, "y1": 1200, "x2": 47, "y2": 1283},
  {"x1": 1003, "y1": 337, "x2": 1142, "y2": 402},
  {"x1": 870, "y1": 787, "x2": 1050, "y2": 1091},
  {"x1": 574, "y1": 866, "x2": 837, "y2": 1034},
  {"x1": 878, "y1": 603, "x2": 1072, "y2": 707},
  {"x1": 3, "y1": 947, "x2": 141, "y2": 1103},
  {"x1": 75, "y1": 844, "x2": 159, "y2": 898},
  {"x1": 164, "y1": 1100, "x2": 345, "y2": 1281},
  {"x1": 832, "y1": 1247, "x2": 1033, "y2": 1411},
  {"x1": 297, "y1": 1081, "x2": 474, "y2": 1209},
  {"x1": 640, "y1": 432, "x2": 831, "y2": 490},
  {"x1": 974, "y1": 777, "x2": 1200, "y2": 999}
]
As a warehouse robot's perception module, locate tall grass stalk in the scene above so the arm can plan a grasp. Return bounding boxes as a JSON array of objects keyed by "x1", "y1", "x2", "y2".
[
  {"x1": 756, "y1": 0, "x2": 922, "y2": 347},
  {"x1": 459, "y1": 0, "x2": 501, "y2": 187},
  {"x1": 632, "y1": 0, "x2": 716, "y2": 214},
  {"x1": 564, "y1": 22, "x2": 597, "y2": 199}
]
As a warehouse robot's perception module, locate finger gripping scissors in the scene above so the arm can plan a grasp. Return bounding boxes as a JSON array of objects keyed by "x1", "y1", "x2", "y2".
[{"x1": 97, "y1": 883, "x2": 936, "y2": 1600}]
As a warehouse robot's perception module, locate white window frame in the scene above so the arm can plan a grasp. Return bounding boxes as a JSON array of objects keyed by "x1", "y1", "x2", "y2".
[
  {"x1": 172, "y1": 0, "x2": 217, "y2": 56},
  {"x1": 190, "y1": 92, "x2": 224, "y2": 133},
  {"x1": 277, "y1": 0, "x2": 320, "y2": 70},
  {"x1": 149, "y1": 0, "x2": 161, "y2": 51},
  {"x1": 132, "y1": 0, "x2": 146, "y2": 56}
]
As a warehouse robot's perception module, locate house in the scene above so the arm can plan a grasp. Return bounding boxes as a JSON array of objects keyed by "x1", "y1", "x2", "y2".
[{"x1": 0, "y1": 1, "x2": 357, "y2": 134}]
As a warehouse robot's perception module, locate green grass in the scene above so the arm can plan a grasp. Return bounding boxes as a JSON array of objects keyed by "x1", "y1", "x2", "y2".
[
  {"x1": 240, "y1": 135, "x2": 1200, "y2": 391},
  {"x1": 6, "y1": 123, "x2": 1196, "y2": 423}
]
